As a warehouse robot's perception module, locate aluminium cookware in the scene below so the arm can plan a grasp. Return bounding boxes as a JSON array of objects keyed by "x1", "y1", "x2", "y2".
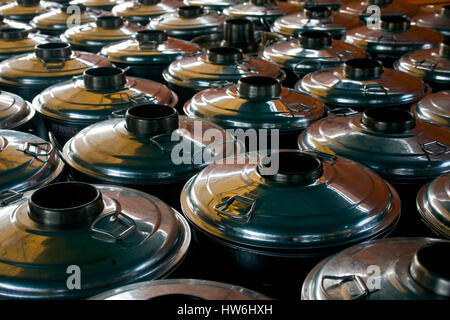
[
  {"x1": 183, "y1": 0, "x2": 245, "y2": 12},
  {"x1": 411, "y1": 90, "x2": 450, "y2": 128},
  {"x1": 288, "y1": 0, "x2": 353, "y2": 10},
  {"x1": 72, "y1": 0, "x2": 123, "y2": 11},
  {"x1": 413, "y1": 4, "x2": 450, "y2": 39},
  {"x1": 302, "y1": 238, "x2": 450, "y2": 300},
  {"x1": 0, "y1": 27, "x2": 49, "y2": 61},
  {"x1": 339, "y1": 0, "x2": 420, "y2": 23},
  {"x1": 112, "y1": 0, "x2": 182, "y2": 25},
  {"x1": 0, "y1": 12, "x2": 34, "y2": 31},
  {"x1": 0, "y1": 0, "x2": 52, "y2": 22},
  {"x1": 0, "y1": 181, "x2": 191, "y2": 299}
]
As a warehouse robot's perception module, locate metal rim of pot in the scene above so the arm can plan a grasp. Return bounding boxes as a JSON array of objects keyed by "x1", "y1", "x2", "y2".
[
  {"x1": 413, "y1": 5, "x2": 450, "y2": 37},
  {"x1": 223, "y1": 0, "x2": 299, "y2": 20},
  {"x1": 0, "y1": 27, "x2": 49, "y2": 59},
  {"x1": 111, "y1": 0, "x2": 182, "y2": 22},
  {"x1": 338, "y1": 0, "x2": 419, "y2": 19},
  {"x1": 0, "y1": 0, "x2": 49, "y2": 22},
  {"x1": 71, "y1": 0, "x2": 122, "y2": 11},
  {"x1": 0, "y1": 89, "x2": 35, "y2": 129},
  {"x1": 411, "y1": 90, "x2": 450, "y2": 128}
]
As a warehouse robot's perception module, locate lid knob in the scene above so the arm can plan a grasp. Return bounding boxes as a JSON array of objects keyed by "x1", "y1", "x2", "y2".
[
  {"x1": 136, "y1": 29, "x2": 168, "y2": 44},
  {"x1": 0, "y1": 14, "x2": 3, "y2": 24},
  {"x1": 303, "y1": 7, "x2": 332, "y2": 19},
  {"x1": 178, "y1": 6, "x2": 203, "y2": 18},
  {"x1": 222, "y1": 18, "x2": 258, "y2": 53},
  {"x1": 362, "y1": 108, "x2": 416, "y2": 133},
  {"x1": 343, "y1": 58, "x2": 383, "y2": 79},
  {"x1": 28, "y1": 182, "x2": 104, "y2": 228},
  {"x1": 439, "y1": 39, "x2": 450, "y2": 58},
  {"x1": 380, "y1": 15, "x2": 410, "y2": 32},
  {"x1": 35, "y1": 42, "x2": 72, "y2": 61},
  {"x1": 237, "y1": 76, "x2": 281, "y2": 100},
  {"x1": 83, "y1": 67, "x2": 127, "y2": 91},
  {"x1": 17, "y1": 0, "x2": 40, "y2": 7},
  {"x1": 441, "y1": 5, "x2": 450, "y2": 18},
  {"x1": 61, "y1": 3, "x2": 86, "y2": 13},
  {"x1": 258, "y1": 151, "x2": 324, "y2": 185},
  {"x1": 299, "y1": 31, "x2": 332, "y2": 49},
  {"x1": 0, "y1": 27, "x2": 28, "y2": 41},
  {"x1": 410, "y1": 243, "x2": 450, "y2": 297},
  {"x1": 125, "y1": 104, "x2": 179, "y2": 136},
  {"x1": 138, "y1": 0, "x2": 161, "y2": 4},
  {"x1": 206, "y1": 47, "x2": 243, "y2": 64},
  {"x1": 367, "y1": 0, "x2": 392, "y2": 6},
  {"x1": 96, "y1": 16, "x2": 123, "y2": 29},
  {"x1": 250, "y1": 0, "x2": 274, "y2": 6}
]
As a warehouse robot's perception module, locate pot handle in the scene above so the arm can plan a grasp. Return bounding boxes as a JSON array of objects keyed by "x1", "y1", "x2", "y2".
[
  {"x1": 321, "y1": 275, "x2": 372, "y2": 300},
  {"x1": 328, "y1": 107, "x2": 359, "y2": 117},
  {"x1": 421, "y1": 141, "x2": 449, "y2": 156},
  {"x1": 90, "y1": 210, "x2": 137, "y2": 242},
  {"x1": 214, "y1": 195, "x2": 256, "y2": 223},
  {"x1": 0, "y1": 189, "x2": 23, "y2": 207},
  {"x1": 18, "y1": 141, "x2": 53, "y2": 162}
]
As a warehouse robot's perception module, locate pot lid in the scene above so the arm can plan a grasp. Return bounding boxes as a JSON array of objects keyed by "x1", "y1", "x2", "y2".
[
  {"x1": 72, "y1": 0, "x2": 123, "y2": 10},
  {"x1": 296, "y1": 59, "x2": 429, "y2": 108},
  {"x1": 148, "y1": 6, "x2": 226, "y2": 38},
  {"x1": 394, "y1": 40, "x2": 450, "y2": 87},
  {"x1": 288, "y1": 0, "x2": 352, "y2": 10},
  {"x1": 298, "y1": 107, "x2": 450, "y2": 182},
  {"x1": 63, "y1": 104, "x2": 240, "y2": 185},
  {"x1": 184, "y1": 0, "x2": 245, "y2": 10},
  {"x1": 417, "y1": 173, "x2": 450, "y2": 238},
  {"x1": 0, "y1": 0, "x2": 50, "y2": 21},
  {"x1": 90, "y1": 279, "x2": 270, "y2": 300},
  {"x1": 112, "y1": 0, "x2": 182, "y2": 20},
  {"x1": 345, "y1": 15, "x2": 443, "y2": 54},
  {"x1": 181, "y1": 150, "x2": 400, "y2": 252},
  {"x1": 412, "y1": 90, "x2": 450, "y2": 128},
  {"x1": 184, "y1": 76, "x2": 326, "y2": 132},
  {"x1": 339, "y1": 0, "x2": 419, "y2": 18},
  {"x1": 31, "y1": 3, "x2": 97, "y2": 33},
  {"x1": 0, "y1": 130, "x2": 64, "y2": 196},
  {"x1": 223, "y1": 0, "x2": 299, "y2": 19},
  {"x1": 0, "y1": 42, "x2": 110, "y2": 88},
  {"x1": 100, "y1": 30, "x2": 201, "y2": 65},
  {"x1": 263, "y1": 31, "x2": 365, "y2": 75},
  {"x1": 0, "y1": 181, "x2": 191, "y2": 299},
  {"x1": 163, "y1": 47, "x2": 285, "y2": 90},
  {"x1": 271, "y1": 7, "x2": 361, "y2": 37},
  {"x1": 32, "y1": 67, "x2": 178, "y2": 123},
  {"x1": 61, "y1": 16, "x2": 139, "y2": 49},
  {"x1": 0, "y1": 13, "x2": 34, "y2": 31},
  {"x1": 413, "y1": 5, "x2": 450, "y2": 37},
  {"x1": 302, "y1": 238, "x2": 450, "y2": 300},
  {"x1": 0, "y1": 90, "x2": 34, "y2": 129},
  {"x1": 0, "y1": 27, "x2": 48, "y2": 59}
]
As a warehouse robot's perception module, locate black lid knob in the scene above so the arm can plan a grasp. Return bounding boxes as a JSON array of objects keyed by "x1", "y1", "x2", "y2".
[
  {"x1": 367, "y1": 0, "x2": 392, "y2": 5},
  {"x1": 61, "y1": 3, "x2": 86, "y2": 13},
  {"x1": 343, "y1": 58, "x2": 383, "y2": 79},
  {"x1": 362, "y1": 108, "x2": 416, "y2": 133},
  {"x1": 303, "y1": 7, "x2": 332, "y2": 19},
  {"x1": 299, "y1": 31, "x2": 332, "y2": 49},
  {"x1": 0, "y1": 14, "x2": 3, "y2": 24},
  {"x1": 380, "y1": 15, "x2": 410, "y2": 32},
  {"x1": 439, "y1": 39, "x2": 450, "y2": 58},
  {"x1": 0, "y1": 27, "x2": 28, "y2": 41},
  {"x1": 17, "y1": 0, "x2": 40, "y2": 7},
  {"x1": 96, "y1": 16, "x2": 123, "y2": 29},
  {"x1": 442, "y1": 5, "x2": 450, "y2": 18},
  {"x1": 83, "y1": 67, "x2": 127, "y2": 91},
  {"x1": 258, "y1": 151, "x2": 324, "y2": 185},
  {"x1": 206, "y1": 47, "x2": 243, "y2": 64},
  {"x1": 222, "y1": 18, "x2": 258, "y2": 52},
  {"x1": 136, "y1": 29, "x2": 168, "y2": 44},
  {"x1": 138, "y1": 0, "x2": 161, "y2": 4},
  {"x1": 125, "y1": 104, "x2": 179, "y2": 136},
  {"x1": 178, "y1": 6, "x2": 203, "y2": 18},
  {"x1": 28, "y1": 182, "x2": 104, "y2": 228},
  {"x1": 250, "y1": 0, "x2": 274, "y2": 6},
  {"x1": 237, "y1": 76, "x2": 281, "y2": 100},
  {"x1": 35, "y1": 42, "x2": 72, "y2": 61}
]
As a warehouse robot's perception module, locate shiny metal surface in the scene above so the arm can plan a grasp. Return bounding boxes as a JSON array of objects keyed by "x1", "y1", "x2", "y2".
[
  {"x1": 302, "y1": 238, "x2": 450, "y2": 300},
  {"x1": 0, "y1": 28, "x2": 48, "y2": 61},
  {"x1": 0, "y1": 182, "x2": 191, "y2": 299},
  {"x1": 0, "y1": 0, "x2": 52, "y2": 22},
  {"x1": 90, "y1": 279, "x2": 270, "y2": 300},
  {"x1": 417, "y1": 173, "x2": 450, "y2": 238},
  {"x1": 112, "y1": 0, "x2": 182, "y2": 25},
  {"x1": 184, "y1": 0, "x2": 245, "y2": 11},
  {"x1": 72, "y1": 0, "x2": 123, "y2": 11},
  {"x1": 298, "y1": 108, "x2": 450, "y2": 182},
  {"x1": 412, "y1": 91, "x2": 450, "y2": 128},
  {"x1": 0, "y1": 13, "x2": 34, "y2": 31},
  {"x1": 339, "y1": 0, "x2": 419, "y2": 19},
  {"x1": 289, "y1": 0, "x2": 352, "y2": 10},
  {"x1": 0, "y1": 90, "x2": 34, "y2": 129},
  {"x1": 413, "y1": 5, "x2": 450, "y2": 38},
  {"x1": 223, "y1": 0, "x2": 299, "y2": 24},
  {"x1": 181, "y1": 150, "x2": 400, "y2": 251},
  {"x1": 0, "y1": 130, "x2": 64, "y2": 194}
]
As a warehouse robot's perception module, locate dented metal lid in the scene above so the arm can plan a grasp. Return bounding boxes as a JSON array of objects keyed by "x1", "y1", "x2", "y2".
[
  {"x1": 112, "y1": 0, "x2": 182, "y2": 25},
  {"x1": 0, "y1": 27, "x2": 48, "y2": 61},
  {"x1": 412, "y1": 91, "x2": 450, "y2": 128},
  {"x1": 413, "y1": 5, "x2": 450, "y2": 38},
  {"x1": 0, "y1": 181, "x2": 191, "y2": 299},
  {"x1": 339, "y1": 0, "x2": 419, "y2": 20},
  {"x1": 0, "y1": 90, "x2": 34, "y2": 129}
]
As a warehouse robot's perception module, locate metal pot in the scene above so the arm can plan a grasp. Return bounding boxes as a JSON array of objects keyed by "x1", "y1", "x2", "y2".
[
  {"x1": 62, "y1": 104, "x2": 240, "y2": 208},
  {"x1": 298, "y1": 107, "x2": 450, "y2": 236},
  {"x1": 0, "y1": 130, "x2": 64, "y2": 199},
  {"x1": 416, "y1": 173, "x2": 449, "y2": 238},
  {"x1": 0, "y1": 181, "x2": 191, "y2": 299},
  {"x1": 184, "y1": 0, "x2": 245, "y2": 12},
  {"x1": 0, "y1": 27, "x2": 49, "y2": 61},
  {"x1": 411, "y1": 90, "x2": 450, "y2": 128},
  {"x1": 271, "y1": 7, "x2": 361, "y2": 39},
  {"x1": 180, "y1": 150, "x2": 400, "y2": 299},
  {"x1": 72, "y1": 0, "x2": 123, "y2": 11},
  {"x1": 61, "y1": 16, "x2": 143, "y2": 53},
  {"x1": 295, "y1": 58, "x2": 430, "y2": 109},
  {"x1": 263, "y1": 31, "x2": 365, "y2": 87},
  {"x1": 345, "y1": 15, "x2": 443, "y2": 68},
  {"x1": 32, "y1": 66, "x2": 178, "y2": 148},
  {"x1": 90, "y1": 279, "x2": 270, "y2": 300},
  {"x1": 339, "y1": 0, "x2": 419, "y2": 23},
  {"x1": 302, "y1": 238, "x2": 450, "y2": 300},
  {"x1": 223, "y1": 0, "x2": 299, "y2": 31},
  {"x1": 163, "y1": 47, "x2": 286, "y2": 108},
  {"x1": 184, "y1": 75, "x2": 327, "y2": 149},
  {"x1": 31, "y1": 3, "x2": 98, "y2": 36},
  {"x1": 288, "y1": 0, "x2": 353, "y2": 10},
  {"x1": 413, "y1": 5, "x2": 450, "y2": 40},
  {"x1": 0, "y1": 42, "x2": 110, "y2": 101},
  {"x1": 394, "y1": 40, "x2": 450, "y2": 92},
  {"x1": 0, "y1": 0, "x2": 51, "y2": 22},
  {"x1": 147, "y1": 6, "x2": 226, "y2": 41},
  {"x1": 0, "y1": 12, "x2": 35, "y2": 31},
  {"x1": 100, "y1": 29, "x2": 201, "y2": 83},
  {"x1": 112, "y1": 0, "x2": 182, "y2": 26}
]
